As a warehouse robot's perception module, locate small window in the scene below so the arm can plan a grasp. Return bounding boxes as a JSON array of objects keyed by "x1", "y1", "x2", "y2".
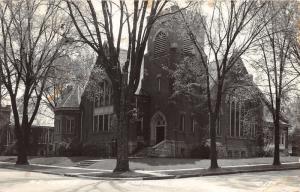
[{"x1": 180, "y1": 114, "x2": 185, "y2": 131}]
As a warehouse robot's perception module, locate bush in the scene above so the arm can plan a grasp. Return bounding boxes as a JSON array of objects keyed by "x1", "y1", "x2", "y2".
[
  {"x1": 81, "y1": 143, "x2": 112, "y2": 157},
  {"x1": 190, "y1": 144, "x2": 210, "y2": 159},
  {"x1": 57, "y1": 145, "x2": 67, "y2": 156},
  {"x1": 257, "y1": 144, "x2": 274, "y2": 157},
  {"x1": 67, "y1": 139, "x2": 82, "y2": 156},
  {"x1": 3, "y1": 142, "x2": 17, "y2": 155},
  {"x1": 82, "y1": 144, "x2": 98, "y2": 156}
]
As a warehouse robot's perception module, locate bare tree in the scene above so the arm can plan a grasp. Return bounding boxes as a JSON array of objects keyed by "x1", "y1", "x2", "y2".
[
  {"x1": 42, "y1": 49, "x2": 95, "y2": 111},
  {"x1": 0, "y1": 0, "x2": 71, "y2": 164},
  {"x1": 253, "y1": 1, "x2": 299, "y2": 165},
  {"x1": 66, "y1": 0, "x2": 178, "y2": 172},
  {"x1": 177, "y1": 0, "x2": 270, "y2": 168}
]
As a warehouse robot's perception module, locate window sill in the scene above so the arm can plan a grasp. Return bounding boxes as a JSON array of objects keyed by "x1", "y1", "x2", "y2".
[
  {"x1": 91, "y1": 131, "x2": 112, "y2": 134},
  {"x1": 227, "y1": 136, "x2": 256, "y2": 140}
]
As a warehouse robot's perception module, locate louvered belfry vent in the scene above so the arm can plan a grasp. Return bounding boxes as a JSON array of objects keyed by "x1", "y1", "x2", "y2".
[
  {"x1": 182, "y1": 36, "x2": 194, "y2": 55},
  {"x1": 154, "y1": 31, "x2": 168, "y2": 57}
]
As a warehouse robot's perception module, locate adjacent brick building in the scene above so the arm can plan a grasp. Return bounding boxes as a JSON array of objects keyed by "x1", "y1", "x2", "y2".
[
  {"x1": 0, "y1": 104, "x2": 54, "y2": 156},
  {"x1": 0, "y1": 105, "x2": 11, "y2": 154},
  {"x1": 53, "y1": 85, "x2": 82, "y2": 154}
]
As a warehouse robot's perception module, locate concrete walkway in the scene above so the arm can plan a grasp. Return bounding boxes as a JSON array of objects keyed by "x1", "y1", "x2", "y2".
[
  {"x1": 0, "y1": 156, "x2": 300, "y2": 180},
  {"x1": 2, "y1": 168, "x2": 300, "y2": 192}
]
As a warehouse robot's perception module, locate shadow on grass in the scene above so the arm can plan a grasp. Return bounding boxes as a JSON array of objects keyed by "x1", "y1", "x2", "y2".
[{"x1": 129, "y1": 157, "x2": 202, "y2": 166}]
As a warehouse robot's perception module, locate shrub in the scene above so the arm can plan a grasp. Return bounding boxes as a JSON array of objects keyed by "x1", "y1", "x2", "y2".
[
  {"x1": 57, "y1": 145, "x2": 67, "y2": 156},
  {"x1": 257, "y1": 144, "x2": 274, "y2": 157},
  {"x1": 67, "y1": 139, "x2": 82, "y2": 156},
  {"x1": 3, "y1": 142, "x2": 17, "y2": 155},
  {"x1": 190, "y1": 144, "x2": 210, "y2": 159},
  {"x1": 82, "y1": 144, "x2": 98, "y2": 156}
]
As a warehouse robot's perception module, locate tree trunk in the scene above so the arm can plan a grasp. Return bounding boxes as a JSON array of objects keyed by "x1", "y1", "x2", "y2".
[
  {"x1": 113, "y1": 74, "x2": 130, "y2": 172},
  {"x1": 16, "y1": 124, "x2": 29, "y2": 165},
  {"x1": 210, "y1": 113, "x2": 219, "y2": 169},
  {"x1": 273, "y1": 98, "x2": 281, "y2": 166},
  {"x1": 113, "y1": 107, "x2": 129, "y2": 172}
]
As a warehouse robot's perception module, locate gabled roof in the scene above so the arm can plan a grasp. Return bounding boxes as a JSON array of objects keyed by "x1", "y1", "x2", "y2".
[
  {"x1": 210, "y1": 56, "x2": 289, "y2": 125},
  {"x1": 81, "y1": 49, "x2": 128, "y2": 99},
  {"x1": 57, "y1": 85, "x2": 83, "y2": 109}
]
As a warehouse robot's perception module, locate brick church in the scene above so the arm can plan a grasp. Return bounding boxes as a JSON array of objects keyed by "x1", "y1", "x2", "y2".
[{"x1": 54, "y1": 8, "x2": 289, "y2": 158}]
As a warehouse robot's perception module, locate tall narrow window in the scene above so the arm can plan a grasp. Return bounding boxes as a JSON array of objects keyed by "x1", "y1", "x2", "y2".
[
  {"x1": 71, "y1": 120, "x2": 75, "y2": 133},
  {"x1": 191, "y1": 118, "x2": 196, "y2": 133},
  {"x1": 109, "y1": 87, "x2": 113, "y2": 105},
  {"x1": 253, "y1": 122, "x2": 256, "y2": 138},
  {"x1": 240, "y1": 104, "x2": 244, "y2": 137},
  {"x1": 104, "y1": 82, "x2": 110, "y2": 106},
  {"x1": 93, "y1": 116, "x2": 98, "y2": 132},
  {"x1": 230, "y1": 101, "x2": 235, "y2": 137},
  {"x1": 109, "y1": 114, "x2": 113, "y2": 131},
  {"x1": 100, "y1": 82, "x2": 104, "y2": 106},
  {"x1": 99, "y1": 115, "x2": 103, "y2": 131},
  {"x1": 236, "y1": 102, "x2": 240, "y2": 137},
  {"x1": 154, "y1": 31, "x2": 168, "y2": 57},
  {"x1": 104, "y1": 114, "x2": 109, "y2": 131},
  {"x1": 281, "y1": 132, "x2": 285, "y2": 145},
  {"x1": 157, "y1": 77, "x2": 161, "y2": 92},
  {"x1": 137, "y1": 118, "x2": 143, "y2": 136},
  {"x1": 66, "y1": 120, "x2": 68, "y2": 133},
  {"x1": 180, "y1": 114, "x2": 185, "y2": 131}
]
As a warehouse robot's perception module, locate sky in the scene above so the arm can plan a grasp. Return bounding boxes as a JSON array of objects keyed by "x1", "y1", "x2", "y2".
[{"x1": 2, "y1": 0, "x2": 300, "y2": 127}]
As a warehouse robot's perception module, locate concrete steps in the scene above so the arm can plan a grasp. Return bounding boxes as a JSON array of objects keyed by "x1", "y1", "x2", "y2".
[
  {"x1": 131, "y1": 147, "x2": 153, "y2": 158},
  {"x1": 75, "y1": 160, "x2": 96, "y2": 168}
]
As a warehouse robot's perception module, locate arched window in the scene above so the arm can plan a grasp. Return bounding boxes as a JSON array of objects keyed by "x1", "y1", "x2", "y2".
[
  {"x1": 154, "y1": 31, "x2": 168, "y2": 57},
  {"x1": 154, "y1": 113, "x2": 166, "y2": 127}
]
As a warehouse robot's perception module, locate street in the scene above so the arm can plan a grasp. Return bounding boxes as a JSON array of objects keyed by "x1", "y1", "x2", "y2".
[{"x1": 0, "y1": 168, "x2": 299, "y2": 192}]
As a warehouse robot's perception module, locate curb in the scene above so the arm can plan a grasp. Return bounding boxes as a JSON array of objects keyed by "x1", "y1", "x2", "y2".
[
  {"x1": 0, "y1": 162, "x2": 299, "y2": 181},
  {"x1": 173, "y1": 165, "x2": 300, "y2": 179}
]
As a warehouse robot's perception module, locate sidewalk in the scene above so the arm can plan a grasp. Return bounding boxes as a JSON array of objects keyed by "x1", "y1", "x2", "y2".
[{"x1": 0, "y1": 156, "x2": 299, "y2": 180}]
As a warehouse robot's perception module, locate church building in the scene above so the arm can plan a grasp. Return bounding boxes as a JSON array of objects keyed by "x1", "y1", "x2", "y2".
[{"x1": 54, "y1": 7, "x2": 289, "y2": 158}]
